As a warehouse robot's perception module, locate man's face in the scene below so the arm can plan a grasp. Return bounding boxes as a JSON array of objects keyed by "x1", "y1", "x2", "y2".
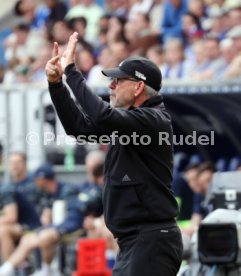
[
  {"x1": 198, "y1": 170, "x2": 213, "y2": 194},
  {"x1": 228, "y1": 9, "x2": 241, "y2": 27},
  {"x1": 165, "y1": 42, "x2": 184, "y2": 64},
  {"x1": 108, "y1": 77, "x2": 138, "y2": 108},
  {"x1": 35, "y1": 177, "x2": 48, "y2": 190},
  {"x1": 233, "y1": 37, "x2": 241, "y2": 53},
  {"x1": 9, "y1": 154, "x2": 27, "y2": 180},
  {"x1": 186, "y1": 168, "x2": 199, "y2": 192},
  {"x1": 204, "y1": 40, "x2": 220, "y2": 60},
  {"x1": 35, "y1": 177, "x2": 54, "y2": 193}
]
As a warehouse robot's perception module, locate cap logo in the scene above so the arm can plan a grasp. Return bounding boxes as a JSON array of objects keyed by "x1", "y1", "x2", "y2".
[{"x1": 135, "y1": 70, "x2": 146, "y2": 80}]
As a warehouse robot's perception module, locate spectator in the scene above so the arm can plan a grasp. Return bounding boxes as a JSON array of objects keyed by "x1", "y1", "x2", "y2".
[
  {"x1": 128, "y1": 0, "x2": 153, "y2": 20},
  {"x1": 13, "y1": 0, "x2": 38, "y2": 28},
  {"x1": 106, "y1": 15, "x2": 127, "y2": 45},
  {"x1": 221, "y1": 52, "x2": 241, "y2": 79},
  {"x1": 188, "y1": 0, "x2": 206, "y2": 22},
  {"x1": 0, "y1": 183, "x2": 41, "y2": 264},
  {"x1": 124, "y1": 20, "x2": 138, "y2": 44},
  {"x1": 33, "y1": 163, "x2": 79, "y2": 225},
  {"x1": 226, "y1": 4, "x2": 241, "y2": 29},
  {"x1": 83, "y1": 150, "x2": 106, "y2": 184},
  {"x1": 161, "y1": 0, "x2": 188, "y2": 42},
  {"x1": 0, "y1": 180, "x2": 103, "y2": 276},
  {"x1": 40, "y1": 0, "x2": 68, "y2": 30},
  {"x1": 145, "y1": 44, "x2": 164, "y2": 69},
  {"x1": 127, "y1": 13, "x2": 159, "y2": 55},
  {"x1": 2, "y1": 57, "x2": 18, "y2": 84},
  {"x1": 131, "y1": 12, "x2": 152, "y2": 37},
  {"x1": 105, "y1": 0, "x2": 129, "y2": 17},
  {"x1": 173, "y1": 163, "x2": 200, "y2": 222},
  {"x1": 67, "y1": 16, "x2": 93, "y2": 51},
  {"x1": 8, "y1": 152, "x2": 32, "y2": 188},
  {"x1": 206, "y1": 7, "x2": 228, "y2": 40},
  {"x1": 187, "y1": 40, "x2": 208, "y2": 78},
  {"x1": 148, "y1": 0, "x2": 164, "y2": 33},
  {"x1": 216, "y1": 38, "x2": 236, "y2": 79},
  {"x1": 182, "y1": 11, "x2": 203, "y2": 41},
  {"x1": 226, "y1": 24, "x2": 241, "y2": 53},
  {"x1": 13, "y1": 0, "x2": 67, "y2": 31},
  {"x1": 4, "y1": 22, "x2": 43, "y2": 63},
  {"x1": 109, "y1": 40, "x2": 129, "y2": 64},
  {"x1": 65, "y1": 0, "x2": 104, "y2": 43},
  {"x1": 162, "y1": 38, "x2": 192, "y2": 79},
  {"x1": 98, "y1": 14, "x2": 111, "y2": 32},
  {"x1": 8, "y1": 153, "x2": 49, "y2": 216},
  {"x1": 181, "y1": 11, "x2": 204, "y2": 59},
  {"x1": 49, "y1": 20, "x2": 72, "y2": 45},
  {"x1": 67, "y1": 16, "x2": 87, "y2": 38},
  {"x1": 0, "y1": 162, "x2": 77, "y2": 267},
  {"x1": 29, "y1": 42, "x2": 52, "y2": 83},
  {"x1": 221, "y1": 25, "x2": 241, "y2": 79},
  {"x1": 75, "y1": 48, "x2": 96, "y2": 79},
  {"x1": 187, "y1": 162, "x2": 217, "y2": 235},
  {"x1": 191, "y1": 35, "x2": 225, "y2": 80},
  {"x1": 0, "y1": 152, "x2": 105, "y2": 276},
  {"x1": 87, "y1": 47, "x2": 117, "y2": 87}
]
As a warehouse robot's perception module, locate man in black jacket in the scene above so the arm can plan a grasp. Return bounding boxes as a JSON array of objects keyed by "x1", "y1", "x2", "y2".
[{"x1": 45, "y1": 32, "x2": 183, "y2": 276}]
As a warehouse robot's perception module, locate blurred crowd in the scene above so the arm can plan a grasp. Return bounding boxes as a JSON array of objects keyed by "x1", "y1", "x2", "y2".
[{"x1": 0, "y1": 0, "x2": 241, "y2": 85}]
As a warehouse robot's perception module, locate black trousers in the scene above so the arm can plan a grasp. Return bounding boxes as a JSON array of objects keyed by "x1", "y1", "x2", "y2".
[{"x1": 113, "y1": 226, "x2": 183, "y2": 276}]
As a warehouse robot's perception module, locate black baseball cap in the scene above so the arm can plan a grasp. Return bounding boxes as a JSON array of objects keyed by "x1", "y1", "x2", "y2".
[{"x1": 102, "y1": 56, "x2": 162, "y2": 91}]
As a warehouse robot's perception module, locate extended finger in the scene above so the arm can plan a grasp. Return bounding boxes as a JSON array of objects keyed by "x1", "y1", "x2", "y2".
[
  {"x1": 67, "y1": 32, "x2": 78, "y2": 57},
  {"x1": 53, "y1": 42, "x2": 59, "y2": 58}
]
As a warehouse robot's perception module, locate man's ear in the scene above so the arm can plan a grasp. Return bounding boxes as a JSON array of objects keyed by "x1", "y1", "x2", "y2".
[{"x1": 134, "y1": 81, "x2": 145, "y2": 97}]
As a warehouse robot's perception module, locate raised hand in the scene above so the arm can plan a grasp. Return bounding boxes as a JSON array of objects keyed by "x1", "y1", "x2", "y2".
[
  {"x1": 45, "y1": 42, "x2": 63, "y2": 83},
  {"x1": 60, "y1": 32, "x2": 78, "y2": 71}
]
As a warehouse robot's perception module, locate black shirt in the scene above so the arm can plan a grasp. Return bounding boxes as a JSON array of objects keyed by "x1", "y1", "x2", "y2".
[{"x1": 0, "y1": 183, "x2": 41, "y2": 228}]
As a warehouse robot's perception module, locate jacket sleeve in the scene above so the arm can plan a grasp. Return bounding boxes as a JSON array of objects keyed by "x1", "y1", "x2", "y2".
[
  {"x1": 49, "y1": 81, "x2": 107, "y2": 138},
  {"x1": 65, "y1": 64, "x2": 171, "y2": 136}
]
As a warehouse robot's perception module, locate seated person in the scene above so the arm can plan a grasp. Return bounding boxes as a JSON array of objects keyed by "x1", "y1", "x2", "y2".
[
  {"x1": 182, "y1": 162, "x2": 217, "y2": 236},
  {"x1": 173, "y1": 163, "x2": 200, "y2": 223},
  {"x1": 0, "y1": 162, "x2": 104, "y2": 276},
  {"x1": 0, "y1": 163, "x2": 78, "y2": 269},
  {"x1": 175, "y1": 162, "x2": 217, "y2": 267},
  {"x1": 0, "y1": 183, "x2": 41, "y2": 263},
  {"x1": 8, "y1": 152, "x2": 33, "y2": 188},
  {"x1": 33, "y1": 163, "x2": 80, "y2": 225}
]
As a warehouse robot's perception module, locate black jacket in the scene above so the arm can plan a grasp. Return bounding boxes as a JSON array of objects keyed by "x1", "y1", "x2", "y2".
[{"x1": 49, "y1": 64, "x2": 178, "y2": 238}]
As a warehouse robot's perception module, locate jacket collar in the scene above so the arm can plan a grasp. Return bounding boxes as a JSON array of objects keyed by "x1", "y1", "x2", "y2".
[{"x1": 128, "y1": 95, "x2": 164, "y2": 110}]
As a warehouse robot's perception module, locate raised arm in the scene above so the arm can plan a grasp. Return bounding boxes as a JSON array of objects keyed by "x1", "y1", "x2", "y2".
[
  {"x1": 46, "y1": 37, "x2": 102, "y2": 137},
  {"x1": 60, "y1": 33, "x2": 170, "y2": 136}
]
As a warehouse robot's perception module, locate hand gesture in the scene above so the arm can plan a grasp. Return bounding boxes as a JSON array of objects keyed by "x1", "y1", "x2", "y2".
[
  {"x1": 60, "y1": 32, "x2": 78, "y2": 71},
  {"x1": 45, "y1": 32, "x2": 78, "y2": 83},
  {"x1": 45, "y1": 42, "x2": 63, "y2": 83}
]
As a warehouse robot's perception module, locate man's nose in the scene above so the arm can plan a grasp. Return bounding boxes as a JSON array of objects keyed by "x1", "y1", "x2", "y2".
[{"x1": 109, "y1": 80, "x2": 116, "y2": 90}]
